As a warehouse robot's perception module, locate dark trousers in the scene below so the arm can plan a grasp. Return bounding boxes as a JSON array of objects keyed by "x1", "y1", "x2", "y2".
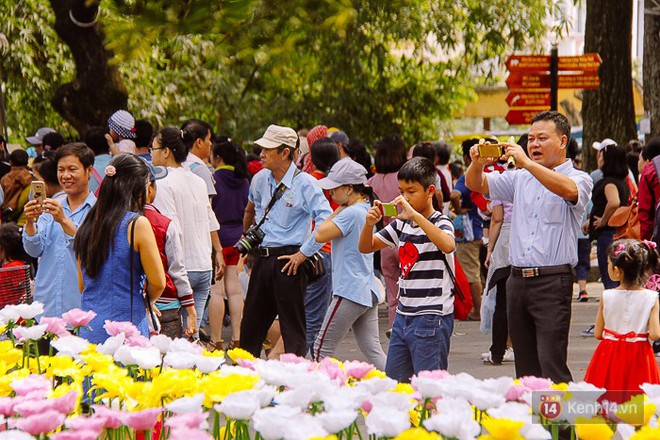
[
  {"x1": 490, "y1": 276, "x2": 509, "y2": 363},
  {"x1": 240, "y1": 251, "x2": 308, "y2": 357},
  {"x1": 507, "y1": 272, "x2": 573, "y2": 383}
]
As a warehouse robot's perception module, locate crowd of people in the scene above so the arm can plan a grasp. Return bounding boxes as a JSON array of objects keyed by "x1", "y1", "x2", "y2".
[{"x1": 0, "y1": 109, "x2": 658, "y2": 394}]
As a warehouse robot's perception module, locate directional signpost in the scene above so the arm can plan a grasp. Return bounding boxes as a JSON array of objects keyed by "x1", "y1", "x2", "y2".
[{"x1": 504, "y1": 51, "x2": 602, "y2": 125}]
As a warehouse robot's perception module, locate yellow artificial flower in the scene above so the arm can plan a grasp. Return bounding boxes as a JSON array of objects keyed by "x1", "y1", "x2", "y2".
[
  {"x1": 80, "y1": 352, "x2": 114, "y2": 373},
  {"x1": 0, "y1": 369, "x2": 30, "y2": 397},
  {"x1": 479, "y1": 418, "x2": 524, "y2": 440},
  {"x1": 219, "y1": 422, "x2": 236, "y2": 439},
  {"x1": 202, "y1": 349, "x2": 225, "y2": 358},
  {"x1": 151, "y1": 368, "x2": 201, "y2": 402},
  {"x1": 91, "y1": 368, "x2": 134, "y2": 402},
  {"x1": 0, "y1": 346, "x2": 22, "y2": 367},
  {"x1": 392, "y1": 383, "x2": 415, "y2": 395},
  {"x1": 226, "y1": 348, "x2": 256, "y2": 363},
  {"x1": 394, "y1": 428, "x2": 440, "y2": 440},
  {"x1": 617, "y1": 394, "x2": 655, "y2": 426},
  {"x1": 199, "y1": 371, "x2": 260, "y2": 405},
  {"x1": 574, "y1": 416, "x2": 613, "y2": 440},
  {"x1": 631, "y1": 425, "x2": 660, "y2": 439},
  {"x1": 309, "y1": 436, "x2": 339, "y2": 440},
  {"x1": 25, "y1": 355, "x2": 52, "y2": 374},
  {"x1": 408, "y1": 408, "x2": 420, "y2": 427},
  {"x1": 362, "y1": 369, "x2": 387, "y2": 380},
  {"x1": 47, "y1": 355, "x2": 84, "y2": 380}
]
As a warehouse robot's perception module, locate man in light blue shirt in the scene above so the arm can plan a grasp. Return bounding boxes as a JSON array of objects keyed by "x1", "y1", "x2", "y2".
[
  {"x1": 465, "y1": 111, "x2": 592, "y2": 384},
  {"x1": 23, "y1": 143, "x2": 97, "y2": 318},
  {"x1": 240, "y1": 124, "x2": 332, "y2": 357}
]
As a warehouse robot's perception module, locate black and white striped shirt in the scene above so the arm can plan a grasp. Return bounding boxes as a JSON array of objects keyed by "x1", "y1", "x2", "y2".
[{"x1": 375, "y1": 211, "x2": 455, "y2": 316}]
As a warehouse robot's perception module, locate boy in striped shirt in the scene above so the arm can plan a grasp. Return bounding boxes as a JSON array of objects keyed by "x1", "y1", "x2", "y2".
[{"x1": 359, "y1": 157, "x2": 456, "y2": 382}]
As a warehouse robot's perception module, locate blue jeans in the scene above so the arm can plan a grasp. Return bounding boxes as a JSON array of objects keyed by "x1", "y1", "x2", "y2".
[
  {"x1": 385, "y1": 313, "x2": 454, "y2": 383},
  {"x1": 305, "y1": 250, "x2": 332, "y2": 357},
  {"x1": 596, "y1": 229, "x2": 619, "y2": 289},
  {"x1": 183, "y1": 270, "x2": 212, "y2": 338},
  {"x1": 576, "y1": 238, "x2": 591, "y2": 282}
]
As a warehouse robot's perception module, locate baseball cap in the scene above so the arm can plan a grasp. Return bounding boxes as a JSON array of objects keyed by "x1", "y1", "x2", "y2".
[
  {"x1": 329, "y1": 130, "x2": 349, "y2": 146},
  {"x1": 317, "y1": 158, "x2": 368, "y2": 190},
  {"x1": 139, "y1": 157, "x2": 168, "y2": 182},
  {"x1": 108, "y1": 110, "x2": 137, "y2": 139},
  {"x1": 592, "y1": 138, "x2": 617, "y2": 151},
  {"x1": 254, "y1": 124, "x2": 299, "y2": 149},
  {"x1": 25, "y1": 127, "x2": 56, "y2": 145}
]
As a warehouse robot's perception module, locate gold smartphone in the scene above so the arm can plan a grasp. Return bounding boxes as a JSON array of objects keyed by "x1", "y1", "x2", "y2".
[
  {"x1": 31, "y1": 181, "x2": 46, "y2": 204},
  {"x1": 478, "y1": 143, "x2": 505, "y2": 158},
  {"x1": 379, "y1": 203, "x2": 398, "y2": 217}
]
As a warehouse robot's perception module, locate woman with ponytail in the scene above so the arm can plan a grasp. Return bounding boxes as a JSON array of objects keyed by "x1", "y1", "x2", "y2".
[
  {"x1": 74, "y1": 154, "x2": 165, "y2": 343},
  {"x1": 312, "y1": 159, "x2": 386, "y2": 369}
]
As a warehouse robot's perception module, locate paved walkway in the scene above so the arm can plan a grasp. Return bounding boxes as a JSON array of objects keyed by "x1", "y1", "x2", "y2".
[{"x1": 331, "y1": 282, "x2": 607, "y2": 381}]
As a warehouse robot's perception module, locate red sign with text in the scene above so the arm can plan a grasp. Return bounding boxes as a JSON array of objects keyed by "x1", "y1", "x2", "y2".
[
  {"x1": 506, "y1": 73, "x2": 600, "y2": 90},
  {"x1": 505, "y1": 109, "x2": 549, "y2": 126},
  {"x1": 505, "y1": 53, "x2": 602, "y2": 72},
  {"x1": 506, "y1": 92, "x2": 551, "y2": 107}
]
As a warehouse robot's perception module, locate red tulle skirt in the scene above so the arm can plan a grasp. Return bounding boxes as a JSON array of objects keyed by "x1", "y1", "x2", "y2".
[{"x1": 584, "y1": 339, "x2": 660, "y2": 404}]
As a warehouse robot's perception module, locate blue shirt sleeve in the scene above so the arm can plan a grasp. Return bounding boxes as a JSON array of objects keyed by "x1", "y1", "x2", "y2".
[
  {"x1": 22, "y1": 214, "x2": 51, "y2": 258},
  {"x1": 486, "y1": 170, "x2": 516, "y2": 203},
  {"x1": 332, "y1": 206, "x2": 358, "y2": 237},
  {"x1": 300, "y1": 179, "x2": 332, "y2": 256}
]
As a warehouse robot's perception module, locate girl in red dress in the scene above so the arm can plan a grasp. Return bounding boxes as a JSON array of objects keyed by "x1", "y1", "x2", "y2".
[
  {"x1": 584, "y1": 239, "x2": 660, "y2": 404},
  {"x1": 0, "y1": 223, "x2": 31, "y2": 307}
]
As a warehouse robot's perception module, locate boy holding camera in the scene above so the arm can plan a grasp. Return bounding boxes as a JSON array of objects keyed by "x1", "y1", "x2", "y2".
[{"x1": 359, "y1": 157, "x2": 456, "y2": 382}]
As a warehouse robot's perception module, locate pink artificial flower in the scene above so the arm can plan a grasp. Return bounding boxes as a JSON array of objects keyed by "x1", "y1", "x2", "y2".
[
  {"x1": 16, "y1": 410, "x2": 66, "y2": 435},
  {"x1": 61, "y1": 309, "x2": 97, "y2": 327},
  {"x1": 51, "y1": 430, "x2": 99, "y2": 440},
  {"x1": 14, "y1": 399, "x2": 57, "y2": 418},
  {"x1": 279, "y1": 353, "x2": 310, "y2": 365},
  {"x1": 39, "y1": 317, "x2": 71, "y2": 337},
  {"x1": 11, "y1": 374, "x2": 51, "y2": 398},
  {"x1": 317, "y1": 357, "x2": 348, "y2": 383},
  {"x1": 51, "y1": 391, "x2": 79, "y2": 415},
  {"x1": 165, "y1": 413, "x2": 209, "y2": 430},
  {"x1": 361, "y1": 399, "x2": 373, "y2": 413},
  {"x1": 343, "y1": 361, "x2": 375, "y2": 379},
  {"x1": 91, "y1": 405, "x2": 124, "y2": 429},
  {"x1": 125, "y1": 334, "x2": 152, "y2": 348},
  {"x1": 520, "y1": 376, "x2": 553, "y2": 391},
  {"x1": 65, "y1": 415, "x2": 105, "y2": 433},
  {"x1": 123, "y1": 407, "x2": 161, "y2": 432},
  {"x1": 12, "y1": 324, "x2": 48, "y2": 342},
  {"x1": 236, "y1": 358, "x2": 255, "y2": 369},
  {"x1": 505, "y1": 384, "x2": 531, "y2": 401},
  {"x1": 0, "y1": 397, "x2": 16, "y2": 416},
  {"x1": 167, "y1": 427, "x2": 214, "y2": 440},
  {"x1": 103, "y1": 320, "x2": 140, "y2": 338},
  {"x1": 104, "y1": 165, "x2": 117, "y2": 177}
]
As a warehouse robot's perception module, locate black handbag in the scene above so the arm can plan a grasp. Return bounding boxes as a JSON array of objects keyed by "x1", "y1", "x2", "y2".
[{"x1": 303, "y1": 252, "x2": 326, "y2": 283}]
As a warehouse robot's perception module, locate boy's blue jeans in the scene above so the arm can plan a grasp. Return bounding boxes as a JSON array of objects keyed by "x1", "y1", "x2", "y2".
[{"x1": 385, "y1": 312, "x2": 454, "y2": 383}]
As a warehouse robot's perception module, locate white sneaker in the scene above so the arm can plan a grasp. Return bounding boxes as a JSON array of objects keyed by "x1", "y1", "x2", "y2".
[
  {"x1": 482, "y1": 353, "x2": 502, "y2": 365},
  {"x1": 503, "y1": 347, "x2": 515, "y2": 362},
  {"x1": 480, "y1": 351, "x2": 490, "y2": 360}
]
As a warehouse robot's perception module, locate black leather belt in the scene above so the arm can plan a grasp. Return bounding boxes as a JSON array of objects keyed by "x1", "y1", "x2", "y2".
[
  {"x1": 258, "y1": 245, "x2": 300, "y2": 258},
  {"x1": 511, "y1": 265, "x2": 573, "y2": 278}
]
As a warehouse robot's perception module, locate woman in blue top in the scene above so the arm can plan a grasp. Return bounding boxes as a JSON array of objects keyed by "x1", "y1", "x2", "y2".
[
  {"x1": 313, "y1": 158, "x2": 387, "y2": 369},
  {"x1": 73, "y1": 154, "x2": 165, "y2": 344}
]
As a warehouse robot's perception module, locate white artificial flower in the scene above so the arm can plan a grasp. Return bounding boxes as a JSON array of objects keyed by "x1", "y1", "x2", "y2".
[
  {"x1": 283, "y1": 413, "x2": 328, "y2": 440},
  {"x1": 520, "y1": 424, "x2": 552, "y2": 439},
  {"x1": 194, "y1": 355, "x2": 224, "y2": 373},
  {"x1": 568, "y1": 381, "x2": 607, "y2": 400},
  {"x1": 13, "y1": 324, "x2": 48, "y2": 342},
  {"x1": 252, "y1": 406, "x2": 301, "y2": 440},
  {"x1": 615, "y1": 423, "x2": 636, "y2": 440},
  {"x1": 168, "y1": 338, "x2": 203, "y2": 355},
  {"x1": 131, "y1": 347, "x2": 162, "y2": 370},
  {"x1": 254, "y1": 385, "x2": 277, "y2": 407},
  {"x1": 113, "y1": 345, "x2": 138, "y2": 366},
  {"x1": 215, "y1": 392, "x2": 260, "y2": 420},
  {"x1": 274, "y1": 386, "x2": 317, "y2": 410},
  {"x1": 481, "y1": 377, "x2": 515, "y2": 396},
  {"x1": 150, "y1": 334, "x2": 172, "y2": 354},
  {"x1": 488, "y1": 402, "x2": 531, "y2": 421},
  {"x1": 50, "y1": 336, "x2": 90, "y2": 357},
  {"x1": 164, "y1": 351, "x2": 197, "y2": 370},
  {"x1": 354, "y1": 377, "x2": 397, "y2": 395},
  {"x1": 96, "y1": 334, "x2": 126, "y2": 356},
  {"x1": 0, "y1": 430, "x2": 36, "y2": 440},
  {"x1": 322, "y1": 387, "x2": 369, "y2": 412},
  {"x1": 166, "y1": 393, "x2": 205, "y2": 414},
  {"x1": 469, "y1": 390, "x2": 506, "y2": 411},
  {"x1": 365, "y1": 407, "x2": 410, "y2": 438},
  {"x1": 314, "y1": 409, "x2": 358, "y2": 433},
  {"x1": 368, "y1": 391, "x2": 416, "y2": 413},
  {"x1": 0, "y1": 305, "x2": 21, "y2": 324},
  {"x1": 253, "y1": 360, "x2": 310, "y2": 388},
  {"x1": 424, "y1": 396, "x2": 480, "y2": 440},
  {"x1": 15, "y1": 303, "x2": 44, "y2": 320},
  {"x1": 411, "y1": 376, "x2": 445, "y2": 399}
]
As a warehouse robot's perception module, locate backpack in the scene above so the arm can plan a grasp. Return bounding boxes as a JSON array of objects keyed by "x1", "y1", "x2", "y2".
[
  {"x1": 652, "y1": 156, "x2": 660, "y2": 246},
  {"x1": 439, "y1": 253, "x2": 473, "y2": 320},
  {"x1": 607, "y1": 198, "x2": 641, "y2": 240}
]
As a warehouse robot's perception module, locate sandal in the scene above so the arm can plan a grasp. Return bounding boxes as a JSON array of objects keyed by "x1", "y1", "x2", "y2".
[
  {"x1": 206, "y1": 340, "x2": 224, "y2": 352},
  {"x1": 226, "y1": 340, "x2": 240, "y2": 350}
]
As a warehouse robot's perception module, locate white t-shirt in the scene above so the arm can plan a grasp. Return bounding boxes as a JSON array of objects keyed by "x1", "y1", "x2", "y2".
[{"x1": 153, "y1": 167, "x2": 220, "y2": 272}]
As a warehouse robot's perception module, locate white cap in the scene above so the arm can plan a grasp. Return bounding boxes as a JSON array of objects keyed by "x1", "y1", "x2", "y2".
[
  {"x1": 592, "y1": 138, "x2": 617, "y2": 151},
  {"x1": 254, "y1": 124, "x2": 299, "y2": 149},
  {"x1": 317, "y1": 158, "x2": 368, "y2": 190}
]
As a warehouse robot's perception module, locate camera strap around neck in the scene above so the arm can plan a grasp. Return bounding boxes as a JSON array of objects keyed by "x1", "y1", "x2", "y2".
[{"x1": 256, "y1": 168, "x2": 301, "y2": 228}]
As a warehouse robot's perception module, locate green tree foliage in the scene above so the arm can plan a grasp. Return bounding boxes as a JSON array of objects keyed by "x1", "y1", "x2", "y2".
[{"x1": 1, "y1": 0, "x2": 560, "y2": 146}]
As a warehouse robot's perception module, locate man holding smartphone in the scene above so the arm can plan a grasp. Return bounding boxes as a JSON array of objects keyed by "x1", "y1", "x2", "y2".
[{"x1": 465, "y1": 111, "x2": 592, "y2": 383}]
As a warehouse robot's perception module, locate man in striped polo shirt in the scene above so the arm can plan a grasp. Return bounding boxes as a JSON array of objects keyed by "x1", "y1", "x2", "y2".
[{"x1": 359, "y1": 157, "x2": 456, "y2": 382}]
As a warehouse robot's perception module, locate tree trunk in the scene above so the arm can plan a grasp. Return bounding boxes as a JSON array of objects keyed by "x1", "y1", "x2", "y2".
[
  {"x1": 49, "y1": 0, "x2": 128, "y2": 136},
  {"x1": 582, "y1": 0, "x2": 637, "y2": 172},
  {"x1": 644, "y1": 3, "x2": 660, "y2": 139}
]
